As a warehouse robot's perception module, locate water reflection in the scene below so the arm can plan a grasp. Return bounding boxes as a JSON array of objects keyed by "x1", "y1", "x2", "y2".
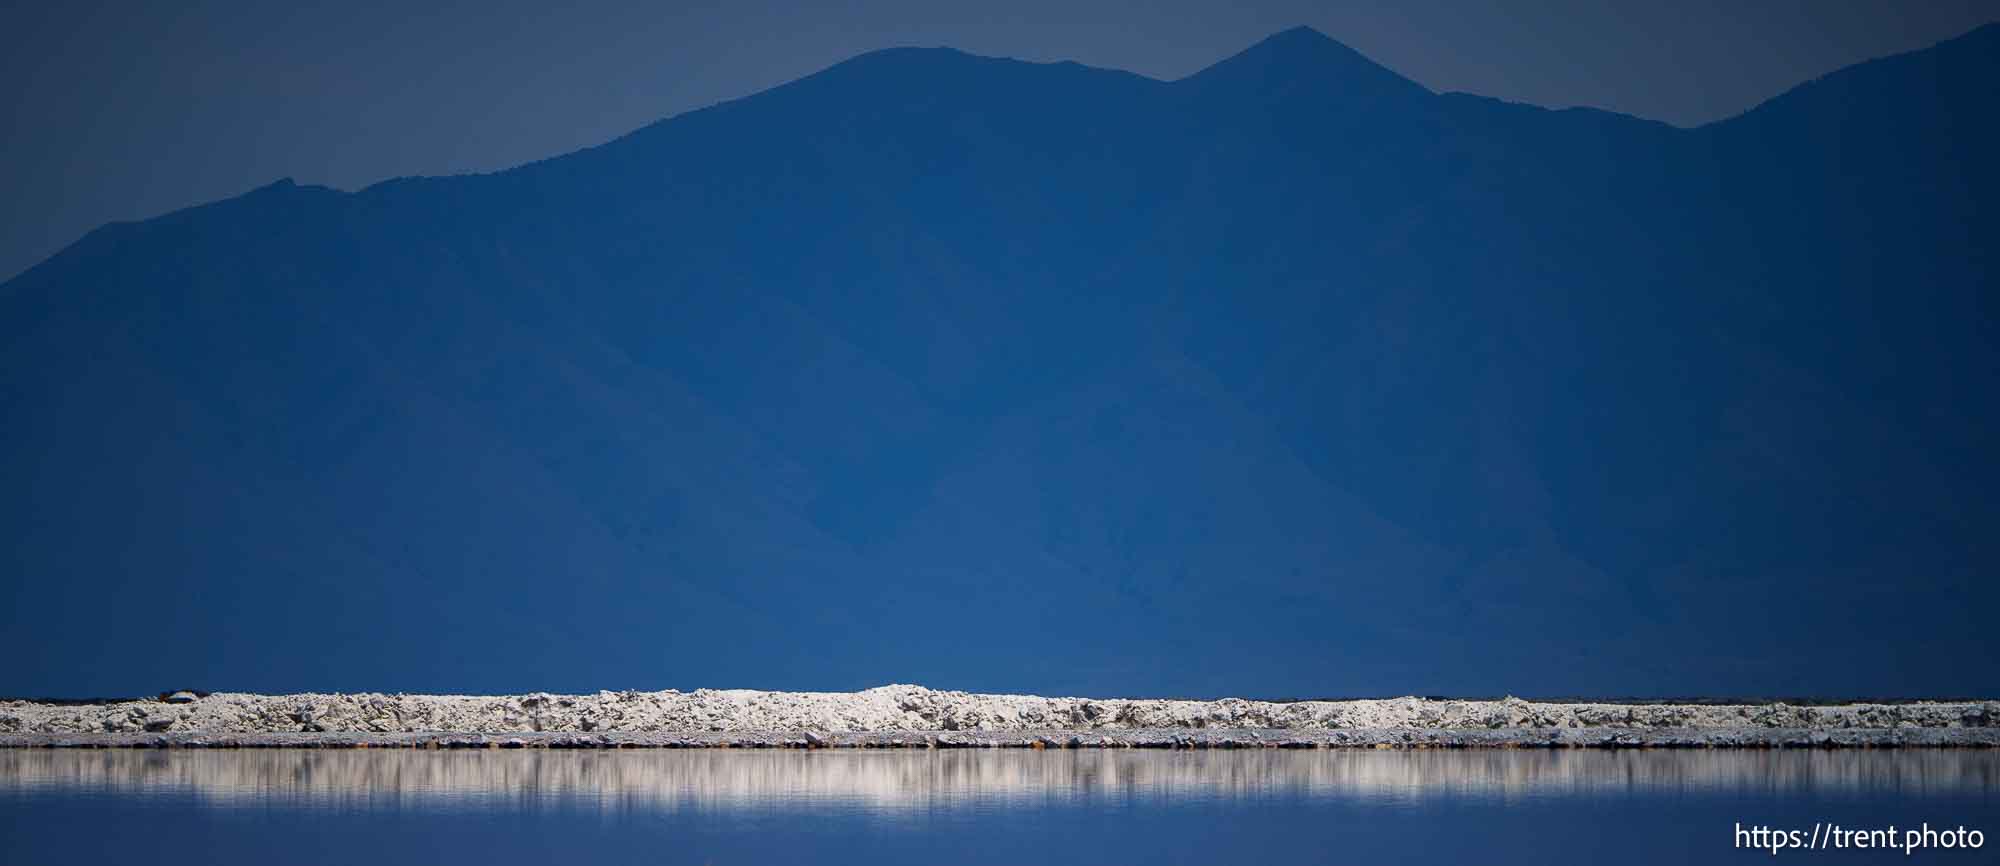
[{"x1": 3, "y1": 749, "x2": 1993, "y2": 812}]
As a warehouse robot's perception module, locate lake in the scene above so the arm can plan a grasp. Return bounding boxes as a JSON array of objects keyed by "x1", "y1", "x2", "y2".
[{"x1": 2, "y1": 749, "x2": 1993, "y2": 863}]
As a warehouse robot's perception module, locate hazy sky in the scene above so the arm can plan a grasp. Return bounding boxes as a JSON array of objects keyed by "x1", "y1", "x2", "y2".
[{"x1": 3, "y1": 0, "x2": 1996, "y2": 282}]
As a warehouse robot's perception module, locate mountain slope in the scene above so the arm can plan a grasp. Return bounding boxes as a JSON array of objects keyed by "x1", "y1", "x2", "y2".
[{"x1": 3, "y1": 27, "x2": 1994, "y2": 698}]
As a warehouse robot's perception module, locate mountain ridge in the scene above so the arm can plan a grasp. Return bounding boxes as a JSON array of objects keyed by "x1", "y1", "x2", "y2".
[
  {"x1": 14, "y1": 20, "x2": 1989, "y2": 255},
  {"x1": 1, "y1": 25, "x2": 1993, "y2": 700}
]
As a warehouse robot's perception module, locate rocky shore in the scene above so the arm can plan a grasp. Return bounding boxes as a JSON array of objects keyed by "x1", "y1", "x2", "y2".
[{"x1": 2, "y1": 686, "x2": 1994, "y2": 749}]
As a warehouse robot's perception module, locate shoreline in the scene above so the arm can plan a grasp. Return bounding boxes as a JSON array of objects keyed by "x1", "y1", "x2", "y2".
[
  {"x1": 3, "y1": 685, "x2": 1995, "y2": 749},
  {"x1": 5, "y1": 727, "x2": 2000, "y2": 749}
]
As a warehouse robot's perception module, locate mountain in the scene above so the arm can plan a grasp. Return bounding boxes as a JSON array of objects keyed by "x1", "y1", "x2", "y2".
[{"x1": 3, "y1": 25, "x2": 1994, "y2": 699}]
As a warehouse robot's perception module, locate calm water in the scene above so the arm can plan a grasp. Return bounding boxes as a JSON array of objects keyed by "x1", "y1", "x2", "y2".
[{"x1": 2, "y1": 749, "x2": 1994, "y2": 864}]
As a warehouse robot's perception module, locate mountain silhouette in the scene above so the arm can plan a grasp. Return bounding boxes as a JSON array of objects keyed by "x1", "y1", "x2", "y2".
[
  {"x1": 1187, "y1": 25, "x2": 1430, "y2": 103},
  {"x1": 3, "y1": 26, "x2": 1994, "y2": 698}
]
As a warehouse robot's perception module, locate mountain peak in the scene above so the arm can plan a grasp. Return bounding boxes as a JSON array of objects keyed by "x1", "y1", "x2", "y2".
[
  {"x1": 1186, "y1": 26, "x2": 1428, "y2": 101},
  {"x1": 1265, "y1": 25, "x2": 1346, "y2": 47}
]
